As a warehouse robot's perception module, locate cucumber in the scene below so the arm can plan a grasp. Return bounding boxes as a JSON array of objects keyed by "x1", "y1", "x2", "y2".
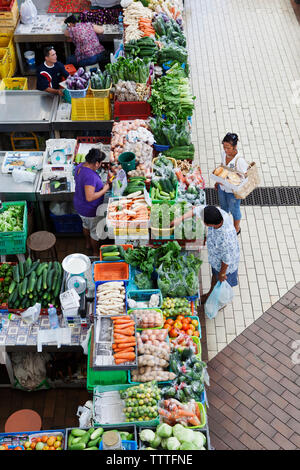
[
  {"x1": 71, "y1": 429, "x2": 88, "y2": 437},
  {"x1": 8, "y1": 280, "x2": 16, "y2": 294},
  {"x1": 26, "y1": 260, "x2": 40, "y2": 277},
  {"x1": 101, "y1": 245, "x2": 118, "y2": 253},
  {"x1": 69, "y1": 442, "x2": 86, "y2": 451},
  {"x1": 102, "y1": 251, "x2": 120, "y2": 258},
  {"x1": 7, "y1": 290, "x2": 15, "y2": 305},
  {"x1": 87, "y1": 437, "x2": 101, "y2": 448},
  {"x1": 101, "y1": 256, "x2": 121, "y2": 261},
  {"x1": 90, "y1": 428, "x2": 104, "y2": 441},
  {"x1": 10, "y1": 289, "x2": 18, "y2": 306},
  {"x1": 83, "y1": 447, "x2": 98, "y2": 450},
  {"x1": 52, "y1": 274, "x2": 58, "y2": 292},
  {"x1": 118, "y1": 246, "x2": 126, "y2": 259},
  {"x1": 54, "y1": 261, "x2": 62, "y2": 277},
  {"x1": 13, "y1": 264, "x2": 20, "y2": 283},
  {"x1": 68, "y1": 434, "x2": 74, "y2": 448},
  {"x1": 42, "y1": 267, "x2": 48, "y2": 290},
  {"x1": 37, "y1": 275, "x2": 42, "y2": 292},
  {"x1": 28, "y1": 271, "x2": 36, "y2": 293},
  {"x1": 53, "y1": 276, "x2": 62, "y2": 299},
  {"x1": 25, "y1": 257, "x2": 32, "y2": 274},
  {"x1": 47, "y1": 268, "x2": 54, "y2": 288},
  {"x1": 36, "y1": 262, "x2": 48, "y2": 277},
  {"x1": 19, "y1": 261, "x2": 24, "y2": 280},
  {"x1": 78, "y1": 432, "x2": 92, "y2": 446},
  {"x1": 21, "y1": 277, "x2": 28, "y2": 297}
]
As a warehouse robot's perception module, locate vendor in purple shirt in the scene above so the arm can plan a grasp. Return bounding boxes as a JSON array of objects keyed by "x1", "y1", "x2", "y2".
[{"x1": 74, "y1": 148, "x2": 111, "y2": 255}]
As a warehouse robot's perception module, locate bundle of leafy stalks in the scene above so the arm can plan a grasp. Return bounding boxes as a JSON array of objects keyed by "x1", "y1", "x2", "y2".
[{"x1": 105, "y1": 57, "x2": 151, "y2": 84}]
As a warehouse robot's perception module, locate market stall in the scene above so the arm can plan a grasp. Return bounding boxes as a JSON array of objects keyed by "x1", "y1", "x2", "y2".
[{"x1": 0, "y1": 0, "x2": 217, "y2": 453}]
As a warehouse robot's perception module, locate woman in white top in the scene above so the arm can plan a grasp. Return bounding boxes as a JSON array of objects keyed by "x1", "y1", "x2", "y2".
[{"x1": 215, "y1": 133, "x2": 248, "y2": 235}]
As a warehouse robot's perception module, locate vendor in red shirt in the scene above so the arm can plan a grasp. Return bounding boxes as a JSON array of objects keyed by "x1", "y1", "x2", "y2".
[{"x1": 64, "y1": 15, "x2": 108, "y2": 68}]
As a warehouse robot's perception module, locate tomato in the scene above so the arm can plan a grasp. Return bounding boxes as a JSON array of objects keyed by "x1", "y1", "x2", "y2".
[
  {"x1": 193, "y1": 330, "x2": 200, "y2": 337},
  {"x1": 189, "y1": 324, "x2": 196, "y2": 332},
  {"x1": 169, "y1": 328, "x2": 180, "y2": 338},
  {"x1": 164, "y1": 324, "x2": 172, "y2": 332},
  {"x1": 30, "y1": 442, "x2": 36, "y2": 450},
  {"x1": 186, "y1": 329, "x2": 194, "y2": 336},
  {"x1": 182, "y1": 318, "x2": 191, "y2": 325},
  {"x1": 176, "y1": 315, "x2": 184, "y2": 322},
  {"x1": 166, "y1": 318, "x2": 174, "y2": 326},
  {"x1": 173, "y1": 321, "x2": 182, "y2": 330},
  {"x1": 14, "y1": 447, "x2": 22, "y2": 450},
  {"x1": 191, "y1": 319, "x2": 198, "y2": 327},
  {"x1": 35, "y1": 438, "x2": 42, "y2": 443},
  {"x1": 41, "y1": 435, "x2": 48, "y2": 443},
  {"x1": 182, "y1": 323, "x2": 190, "y2": 331}
]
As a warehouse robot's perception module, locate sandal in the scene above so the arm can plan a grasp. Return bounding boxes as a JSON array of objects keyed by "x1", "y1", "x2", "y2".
[{"x1": 237, "y1": 228, "x2": 241, "y2": 236}]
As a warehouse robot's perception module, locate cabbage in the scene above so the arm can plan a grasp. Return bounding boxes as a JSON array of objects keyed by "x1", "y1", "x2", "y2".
[
  {"x1": 150, "y1": 434, "x2": 161, "y2": 449},
  {"x1": 160, "y1": 438, "x2": 168, "y2": 449},
  {"x1": 156, "y1": 423, "x2": 172, "y2": 438},
  {"x1": 179, "y1": 442, "x2": 198, "y2": 450},
  {"x1": 140, "y1": 429, "x2": 156, "y2": 442},
  {"x1": 173, "y1": 425, "x2": 194, "y2": 443},
  {"x1": 192, "y1": 432, "x2": 206, "y2": 449},
  {"x1": 166, "y1": 437, "x2": 180, "y2": 450}
]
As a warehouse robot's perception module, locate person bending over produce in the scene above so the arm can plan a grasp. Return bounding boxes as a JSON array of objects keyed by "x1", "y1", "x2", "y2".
[
  {"x1": 74, "y1": 148, "x2": 112, "y2": 256},
  {"x1": 215, "y1": 133, "x2": 248, "y2": 235},
  {"x1": 172, "y1": 205, "x2": 239, "y2": 304},
  {"x1": 36, "y1": 46, "x2": 69, "y2": 97},
  {"x1": 64, "y1": 15, "x2": 109, "y2": 68}
]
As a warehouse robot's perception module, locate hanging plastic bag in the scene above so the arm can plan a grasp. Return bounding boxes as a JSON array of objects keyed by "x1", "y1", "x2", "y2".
[
  {"x1": 77, "y1": 401, "x2": 93, "y2": 428},
  {"x1": 205, "y1": 281, "x2": 234, "y2": 319},
  {"x1": 20, "y1": 0, "x2": 37, "y2": 24}
]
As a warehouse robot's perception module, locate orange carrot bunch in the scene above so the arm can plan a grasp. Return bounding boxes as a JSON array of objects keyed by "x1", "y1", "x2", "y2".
[
  {"x1": 139, "y1": 17, "x2": 156, "y2": 37},
  {"x1": 112, "y1": 315, "x2": 136, "y2": 365}
]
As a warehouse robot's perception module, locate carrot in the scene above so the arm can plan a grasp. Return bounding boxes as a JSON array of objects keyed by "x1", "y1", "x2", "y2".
[
  {"x1": 114, "y1": 328, "x2": 135, "y2": 335},
  {"x1": 114, "y1": 352, "x2": 136, "y2": 360},
  {"x1": 173, "y1": 410, "x2": 195, "y2": 418},
  {"x1": 113, "y1": 321, "x2": 135, "y2": 328},
  {"x1": 114, "y1": 334, "x2": 134, "y2": 340},
  {"x1": 115, "y1": 358, "x2": 133, "y2": 365},
  {"x1": 113, "y1": 347, "x2": 135, "y2": 353},
  {"x1": 188, "y1": 416, "x2": 201, "y2": 426},
  {"x1": 113, "y1": 343, "x2": 136, "y2": 349},
  {"x1": 111, "y1": 316, "x2": 130, "y2": 320},
  {"x1": 114, "y1": 339, "x2": 136, "y2": 344}
]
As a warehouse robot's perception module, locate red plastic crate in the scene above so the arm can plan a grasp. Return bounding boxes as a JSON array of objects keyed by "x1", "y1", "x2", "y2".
[
  {"x1": 114, "y1": 100, "x2": 152, "y2": 121},
  {"x1": 0, "y1": 0, "x2": 14, "y2": 11}
]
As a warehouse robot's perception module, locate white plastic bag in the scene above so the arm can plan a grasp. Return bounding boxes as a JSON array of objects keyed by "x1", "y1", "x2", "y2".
[
  {"x1": 77, "y1": 401, "x2": 93, "y2": 428},
  {"x1": 20, "y1": 0, "x2": 37, "y2": 24},
  {"x1": 204, "y1": 281, "x2": 234, "y2": 319},
  {"x1": 21, "y1": 303, "x2": 41, "y2": 325},
  {"x1": 12, "y1": 168, "x2": 36, "y2": 184}
]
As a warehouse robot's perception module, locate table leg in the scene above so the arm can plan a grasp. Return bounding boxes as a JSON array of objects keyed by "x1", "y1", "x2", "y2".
[
  {"x1": 38, "y1": 200, "x2": 48, "y2": 231},
  {"x1": 15, "y1": 42, "x2": 25, "y2": 76}
]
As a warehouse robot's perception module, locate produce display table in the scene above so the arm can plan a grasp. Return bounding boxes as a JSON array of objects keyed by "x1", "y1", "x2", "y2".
[{"x1": 0, "y1": 154, "x2": 40, "y2": 203}]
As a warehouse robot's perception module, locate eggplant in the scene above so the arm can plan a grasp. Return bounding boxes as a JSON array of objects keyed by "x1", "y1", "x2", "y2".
[{"x1": 77, "y1": 67, "x2": 85, "y2": 77}]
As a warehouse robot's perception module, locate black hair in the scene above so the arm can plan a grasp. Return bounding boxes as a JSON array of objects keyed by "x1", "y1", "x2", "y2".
[
  {"x1": 204, "y1": 206, "x2": 223, "y2": 225},
  {"x1": 64, "y1": 15, "x2": 78, "y2": 25},
  {"x1": 43, "y1": 46, "x2": 55, "y2": 58},
  {"x1": 85, "y1": 148, "x2": 106, "y2": 165},
  {"x1": 222, "y1": 132, "x2": 239, "y2": 147}
]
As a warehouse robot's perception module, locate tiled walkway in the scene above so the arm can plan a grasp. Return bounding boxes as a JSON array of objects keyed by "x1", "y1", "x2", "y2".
[
  {"x1": 206, "y1": 283, "x2": 300, "y2": 450},
  {"x1": 185, "y1": 0, "x2": 300, "y2": 359}
]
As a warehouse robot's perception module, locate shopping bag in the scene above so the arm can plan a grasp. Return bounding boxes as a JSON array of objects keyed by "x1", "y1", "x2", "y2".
[
  {"x1": 20, "y1": 0, "x2": 37, "y2": 25},
  {"x1": 233, "y1": 160, "x2": 260, "y2": 199},
  {"x1": 204, "y1": 281, "x2": 234, "y2": 319}
]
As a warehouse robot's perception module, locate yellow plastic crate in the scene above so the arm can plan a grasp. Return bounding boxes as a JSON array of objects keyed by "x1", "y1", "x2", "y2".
[
  {"x1": 90, "y1": 82, "x2": 112, "y2": 98},
  {"x1": 0, "y1": 0, "x2": 19, "y2": 26},
  {"x1": 0, "y1": 77, "x2": 27, "y2": 90},
  {"x1": 0, "y1": 46, "x2": 9, "y2": 78},
  {"x1": 71, "y1": 97, "x2": 112, "y2": 121}
]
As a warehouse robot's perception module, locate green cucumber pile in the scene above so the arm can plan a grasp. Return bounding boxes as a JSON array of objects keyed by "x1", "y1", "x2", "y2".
[
  {"x1": 124, "y1": 37, "x2": 158, "y2": 62},
  {"x1": 68, "y1": 427, "x2": 103, "y2": 451},
  {"x1": 7, "y1": 257, "x2": 63, "y2": 310},
  {"x1": 151, "y1": 174, "x2": 177, "y2": 201},
  {"x1": 90, "y1": 69, "x2": 112, "y2": 90},
  {"x1": 0, "y1": 263, "x2": 14, "y2": 305},
  {"x1": 123, "y1": 176, "x2": 146, "y2": 196},
  {"x1": 100, "y1": 244, "x2": 127, "y2": 261}
]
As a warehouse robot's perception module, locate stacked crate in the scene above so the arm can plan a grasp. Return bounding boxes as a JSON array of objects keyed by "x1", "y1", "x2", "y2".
[{"x1": 0, "y1": 0, "x2": 19, "y2": 78}]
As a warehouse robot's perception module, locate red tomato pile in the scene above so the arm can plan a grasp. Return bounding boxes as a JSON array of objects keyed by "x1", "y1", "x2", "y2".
[{"x1": 163, "y1": 315, "x2": 199, "y2": 338}]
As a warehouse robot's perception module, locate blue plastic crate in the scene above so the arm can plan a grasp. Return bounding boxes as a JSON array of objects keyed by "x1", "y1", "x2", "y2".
[
  {"x1": 94, "y1": 280, "x2": 128, "y2": 317},
  {"x1": 99, "y1": 440, "x2": 138, "y2": 450},
  {"x1": 153, "y1": 143, "x2": 170, "y2": 152},
  {"x1": 50, "y1": 212, "x2": 83, "y2": 233},
  {"x1": 127, "y1": 289, "x2": 162, "y2": 309}
]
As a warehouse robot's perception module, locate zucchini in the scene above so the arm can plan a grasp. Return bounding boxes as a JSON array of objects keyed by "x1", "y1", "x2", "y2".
[
  {"x1": 13, "y1": 264, "x2": 19, "y2": 283},
  {"x1": 101, "y1": 245, "x2": 118, "y2": 253}
]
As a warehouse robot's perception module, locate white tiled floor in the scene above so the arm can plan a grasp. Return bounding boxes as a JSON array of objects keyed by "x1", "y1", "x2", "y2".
[
  {"x1": 185, "y1": 0, "x2": 300, "y2": 188},
  {"x1": 200, "y1": 206, "x2": 300, "y2": 360}
]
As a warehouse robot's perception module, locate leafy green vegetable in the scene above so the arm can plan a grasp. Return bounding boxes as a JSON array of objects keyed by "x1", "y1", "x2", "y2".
[
  {"x1": 156, "y1": 423, "x2": 173, "y2": 438},
  {"x1": 0, "y1": 205, "x2": 24, "y2": 232},
  {"x1": 140, "y1": 429, "x2": 156, "y2": 443},
  {"x1": 105, "y1": 57, "x2": 150, "y2": 84},
  {"x1": 135, "y1": 272, "x2": 154, "y2": 290}
]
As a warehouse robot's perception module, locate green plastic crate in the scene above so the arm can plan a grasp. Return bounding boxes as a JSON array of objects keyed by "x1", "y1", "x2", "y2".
[
  {"x1": 0, "y1": 201, "x2": 27, "y2": 255},
  {"x1": 87, "y1": 336, "x2": 128, "y2": 391},
  {"x1": 93, "y1": 383, "x2": 160, "y2": 428}
]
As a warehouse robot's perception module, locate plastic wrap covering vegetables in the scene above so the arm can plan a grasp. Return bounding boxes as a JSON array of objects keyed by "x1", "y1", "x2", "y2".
[
  {"x1": 0, "y1": 205, "x2": 24, "y2": 232},
  {"x1": 90, "y1": 69, "x2": 111, "y2": 90},
  {"x1": 151, "y1": 155, "x2": 177, "y2": 201},
  {"x1": 158, "y1": 399, "x2": 203, "y2": 427},
  {"x1": 162, "y1": 144, "x2": 195, "y2": 160},
  {"x1": 153, "y1": 14, "x2": 185, "y2": 45},
  {"x1": 149, "y1": 64, "x2": 195, "y2": 124},
  {"x1": 149, "y1": 117, "x2": 191, "y2": 147},
  {"x1": 162, "y1": 349, "x2": 209, "y2": 404},
  {"x1": 79, "y1": 7, "x2": 122, "y2": 25},
  {"x1": 106, "y1": 57, "x2": 151, "y2": 84}
]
